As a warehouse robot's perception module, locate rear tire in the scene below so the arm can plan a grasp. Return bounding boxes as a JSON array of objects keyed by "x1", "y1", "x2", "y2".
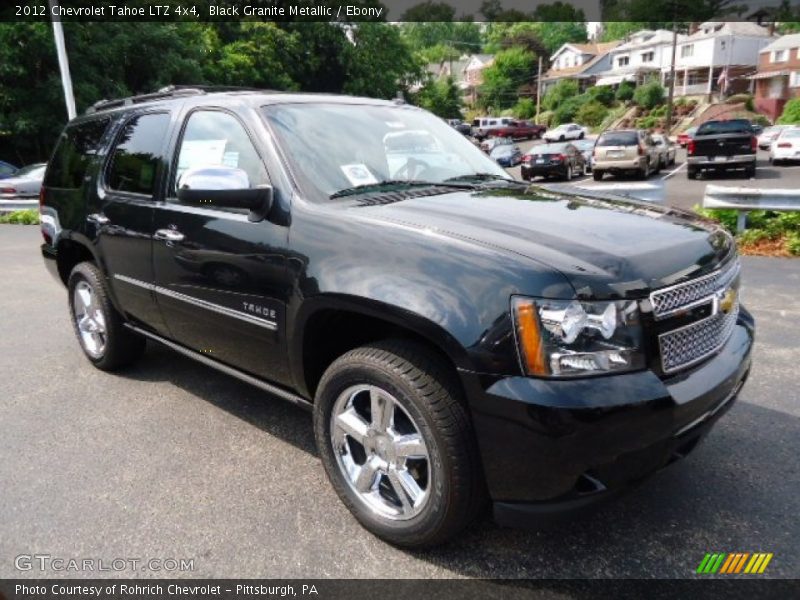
[
  {"x1": 745, "y1": 165, "x2": 756, "y2": 178},
  {"x1": 68, "y1": 262, "x2": 145, "y2": 371},
  {"x1": 313, "y1": 340, "x2": 485, "y2": 548},
  {"x1": 687, "y1": 167, "x2": 698, "y2": 180},
  {"x1": 593, "y1": 170, "x2": 603, "y2": 181}
]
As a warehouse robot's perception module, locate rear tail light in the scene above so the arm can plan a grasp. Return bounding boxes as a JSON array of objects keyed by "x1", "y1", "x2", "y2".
[
  {"x1": 555, "y1": 154, "x2": 566, "y2": 162},
  {"x1": 39, "y1": 186, "x2": 45, "y2": 210},
  {"x1": 778, "y1": 142, "x2": 792, "y2": 148},
  {"x1": 687, "y1": 140, "x2": 695, "y2": 155},
  {"x1": 751, "y1": 136, "x2": 758, "y2": 151},
  {"x1": 1, "y1": 187, "x2": 16, "y2": 194},
  {"x1": 638, "y1": 145, "x2": 645, "y2": 156}
]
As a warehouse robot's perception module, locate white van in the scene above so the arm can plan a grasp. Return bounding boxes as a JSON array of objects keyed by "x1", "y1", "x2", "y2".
[{"x1": 471, "y1": 117, "x2": 513, "y2": 139}]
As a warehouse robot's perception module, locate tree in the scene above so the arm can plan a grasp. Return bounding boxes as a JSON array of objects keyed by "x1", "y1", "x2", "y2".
[
  {"x1": 542, "y1": 79, "x2": 579, "y2": 111},
  {"x1": 478, "y1": 47, "x2": 536, "y2": 111},
  {"x1": 401, "y1": 1, "x2": 456, "y2": 21},
  {"x1": 415, "y1": 77, "x2": 463, "y2": 118},
  {"x1": 344, "y1": 23, "x2": 421, "y2": 98},
  {"x1": 484, "y1": 22, "x2": 586, "y2": 56},
  {"x1": 400, "y1": 21, "x2": 482, "y2": 58}
]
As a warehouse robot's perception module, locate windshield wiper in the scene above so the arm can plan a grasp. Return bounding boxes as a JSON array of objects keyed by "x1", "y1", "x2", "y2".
[
  {"x1": 444, "y1": 173, "x2": 514, "y2": 184},
  {"x1": 329, "y1": 179, "x2": 473, "y2": 199}
]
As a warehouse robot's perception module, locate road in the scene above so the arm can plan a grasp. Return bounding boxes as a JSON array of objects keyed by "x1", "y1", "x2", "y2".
[
  {"x1": 505, "y1": 139, "x2": 800, "y2": 212},
  {"x1": 1, "y1": 225, "x2": 799, "y2": 579}
]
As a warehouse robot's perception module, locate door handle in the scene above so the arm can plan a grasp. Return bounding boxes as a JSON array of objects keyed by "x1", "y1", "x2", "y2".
[
  {"x1": 87, "y1": 213, "x2": 109, "y2": 225},
  {"x1": 154, "y1": 228, "x2": 185, "y2": 243}
]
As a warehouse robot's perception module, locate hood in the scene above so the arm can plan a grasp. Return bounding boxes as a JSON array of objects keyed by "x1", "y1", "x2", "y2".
[{"x1": 356, "y1": 186, "x2": 735, "y2": 300}]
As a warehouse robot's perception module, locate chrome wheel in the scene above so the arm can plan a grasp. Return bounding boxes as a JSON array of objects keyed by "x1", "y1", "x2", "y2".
[
  {"x1": 73, "y1": 280, "x2": 107, "y2": 358},
  {"x1": 330, "y1": 384, "x2": 430, "y2": 520}
]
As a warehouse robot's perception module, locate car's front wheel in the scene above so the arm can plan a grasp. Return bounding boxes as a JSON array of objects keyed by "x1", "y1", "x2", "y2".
[
  {"x1": 313, "y1": 340, "x2": 484, "y2": 548},
  {"x1": 68, "y1": 262, "x2": 145, "y2": 370}
]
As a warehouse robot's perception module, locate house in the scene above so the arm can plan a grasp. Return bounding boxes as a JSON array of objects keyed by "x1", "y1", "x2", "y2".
[
  {"x1": 673, "y1": 21, "x2": 773, "y2": 97},
  {"x1": 752, "y1": 33, "x2": 800, "y2": 121},
  {"x1": 413, "y1": 54, "x2": 494, "y2": 104},
  {"x1": 541, "y1": 41, "x2": 621, "y2": 93},
  {"x1": 595, "y1": 30, "x2": 682, "y2": 87}
]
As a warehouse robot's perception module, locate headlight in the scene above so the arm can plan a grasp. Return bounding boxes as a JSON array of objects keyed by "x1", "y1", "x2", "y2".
[{"x1": 512, "y1": 296, "x2": 645, "y2": 377}]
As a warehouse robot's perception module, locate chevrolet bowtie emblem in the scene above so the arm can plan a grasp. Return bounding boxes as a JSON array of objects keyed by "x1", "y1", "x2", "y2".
[{"x1": 720, "y1": 288, "x2": 737, "y2": 314}]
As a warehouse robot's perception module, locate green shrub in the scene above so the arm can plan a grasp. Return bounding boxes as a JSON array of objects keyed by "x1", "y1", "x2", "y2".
[
  {"x1": 0, "y1": 209, "x2": 39, "y2": 225},
  {"x1": 737, "y1": 228, "x2": 771, "y2": 246},
  {"x1": 725, "y1": 93, "x2": 752, "y2": 105},
  {"x1": 751, "y1": 114, "x2": 771, "y2": 127},
  {"x1": 587, "y1": 85, "x2": 615, "y2": 107},
  {"x1": 693, "y1": 206, "x2": 739, "y2": 235},
  {"x1": 575, "y1": 100, "x2": 609, "y2": 128},
  {"x1": 615, "y1": 81, "x2": 635, "y2": 102},
  {"x1": 787, "y1": 232, "x2": 800, "y2": 256},
  {"x1": 553, "y1": 96, "x2": 586, "y2": 125},
  {"x1": 632, "y1": 79, "x2": 666, "y2": 110},
  {"x1": 777, "y1": 98, "x2": 800, "y2": 124},
  {"x1": 543, "y1": 79, "x2": 579, "y2": 112},
  {"x1": 512, "y1": 97, "x2": 536, "y2": 120}
]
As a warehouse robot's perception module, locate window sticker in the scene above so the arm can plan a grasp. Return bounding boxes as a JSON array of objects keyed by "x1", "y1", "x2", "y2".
[
  {"x1": 178, "y1": 139, "x2": 227, "y2": 172},
  {"x1": 222, "y1": 151, "x2": 240, "y2": 168},
  {"x1": 340, "y1": 163, "x2": 379, "y2": 186}
]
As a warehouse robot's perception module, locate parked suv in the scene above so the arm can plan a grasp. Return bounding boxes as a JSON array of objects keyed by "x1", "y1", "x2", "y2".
[
  {"x1": 592, "y1": 129, "x2": 660, "y2": 180},
  {"x1": 41, "y1": 87, "x2": 753, "y2": 548}
]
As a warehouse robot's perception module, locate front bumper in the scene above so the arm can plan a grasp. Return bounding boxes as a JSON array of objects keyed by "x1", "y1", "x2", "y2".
[
  {"x1": 462, "y1": 310, "x2": 754, "y2": 526},
  {"x1": 687, "y1": 154, "x2": 756, "y2": 167}
]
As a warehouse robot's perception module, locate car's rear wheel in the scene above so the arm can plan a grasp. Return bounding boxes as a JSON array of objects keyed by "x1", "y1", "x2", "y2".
[
  {"x1": 687, "y1": 167, "x2": 698, "y2": 180},
  {"x1": 745, "y1": 165, "x2": 756, "y2": 178},
  {"x1": 593, "y1": 170, "x2": 604, "y2": 181},
  {"x1": 68, "y1": 262, "x2": 145, "y2": 370},
  {"x1": 313, "y1": 340, "x2": 484, "y2": 548},
  {"x1": 564, "y1": 164, "x2": 572, "y2": 181}
]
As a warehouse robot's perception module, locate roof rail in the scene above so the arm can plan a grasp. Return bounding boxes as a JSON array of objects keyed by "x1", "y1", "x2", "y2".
[{"x1": 85, "y1": 86, "x2": 206, "y2": 114}]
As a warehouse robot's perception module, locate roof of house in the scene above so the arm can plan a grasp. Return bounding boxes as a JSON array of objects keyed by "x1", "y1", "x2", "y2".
[
  {"x1": 760, "y1": 32, "x2": 800, "y2": 53},
  {"x1": 687, "y1": 21, "x2": 773, "y2": 41},
  {"x1": 551, "y1": 41, "x2": 620, "y2": 62},
  {"x1": 613, "y1": 29, "x2": 682, "y2": 52},
  {"x1": 544, "y1": 41, "x2": 620, "y2": 80},
  {"x1": 467, "y1": 54, "x2": 494, "y2": 68}
]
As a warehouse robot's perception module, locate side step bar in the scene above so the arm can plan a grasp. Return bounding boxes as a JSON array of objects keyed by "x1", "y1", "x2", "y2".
[{"x1": 124, "y1": 324, "x2": 313, "y2": 411}]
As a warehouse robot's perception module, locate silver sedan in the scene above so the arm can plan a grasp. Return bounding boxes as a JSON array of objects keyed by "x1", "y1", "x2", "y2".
[{"x1": 0, "y1": 163, "x2": 46, "y2": 199}]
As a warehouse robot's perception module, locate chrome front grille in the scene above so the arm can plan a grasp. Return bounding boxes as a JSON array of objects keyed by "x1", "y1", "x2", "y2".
[
  {"x1": 650, "y1": 260, "x2": 740, "y2": 319},
  {"x1": 651, "y1": 259, "x2": 741, "y2": 373},
  {"x1": 659, "y1": 301, "x2": 739, "y2": 373}
]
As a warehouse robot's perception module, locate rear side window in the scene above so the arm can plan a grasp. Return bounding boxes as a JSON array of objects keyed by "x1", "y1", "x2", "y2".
[
  {"x1": 696, "y1": 120, "x2": 752, "y2": 136},
  {"x1": 597, "y1": 132, "x2": 638, "y2": 146},
  {"x1": 0, "y1": 163, "x2": 16, "y2": 177},
  {"x1": 106, "y1": 113, "x2": 170, "y2": 195},
  {"x1": 44, "y1": 118, "x2": 110, "y2": 189}
]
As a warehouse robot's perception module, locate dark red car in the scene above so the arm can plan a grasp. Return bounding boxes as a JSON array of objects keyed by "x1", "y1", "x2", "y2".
[{"x1": 484, "y1": 120, "x2": 546, "y2": 140}]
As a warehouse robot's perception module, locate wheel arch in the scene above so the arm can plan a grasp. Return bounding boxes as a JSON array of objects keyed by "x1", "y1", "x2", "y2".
[{"x1": 289, "y1": 295, "x2": 471, "y2": 401}]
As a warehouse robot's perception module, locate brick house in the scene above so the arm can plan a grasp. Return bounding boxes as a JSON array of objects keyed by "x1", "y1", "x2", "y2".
[{"x1": 752, "y1": 33, "x2": 800, "y2": 121}]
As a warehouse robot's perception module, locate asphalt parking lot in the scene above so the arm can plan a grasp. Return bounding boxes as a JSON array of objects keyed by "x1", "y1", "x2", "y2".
[
  {"x1": 1, "y1": 224, "x2": 798, "y2": 579},
  {"x1": 506, "y1": 139, "x2": 800, "y2": 211}
]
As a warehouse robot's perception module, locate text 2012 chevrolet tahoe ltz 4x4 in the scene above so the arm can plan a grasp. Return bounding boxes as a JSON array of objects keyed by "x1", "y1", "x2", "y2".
[{"x1": 40, "y1": 88, "x2": 754, "y2": 547}]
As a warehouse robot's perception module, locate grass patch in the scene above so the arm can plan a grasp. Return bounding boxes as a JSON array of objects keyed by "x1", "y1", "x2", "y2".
[{"x1": 0, "y1": 209, "x2": 40, "y2": 225}]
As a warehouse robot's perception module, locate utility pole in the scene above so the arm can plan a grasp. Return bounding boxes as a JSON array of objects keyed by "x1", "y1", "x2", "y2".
[
  {"x1": 535, "y1": 55, "x2": 543, "y2": 124},
  {"x1": 49, "y1": 0, "x2": 76, "y2": 120},
  {"x1": 664, "y1": 23, "x2": 678, "y2": 137}
]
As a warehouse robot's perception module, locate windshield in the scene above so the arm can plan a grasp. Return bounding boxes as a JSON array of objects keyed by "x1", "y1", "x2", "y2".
[
  {"x1": 14, "y1": 164, "x2": 46, "y2": 178},
  {"x1": 534, "y1": 143, "x2": 568, "y2": 154},
  {"x1": 697, "y1": 120, "x2": 752, "y2": 135},
  {"x1": 263, "y1": 102, "x2": 510, "y2": 200},
  {"x1": 597, "y1": 131, "x2": 638, "y2": 146},
  {"x1": 781, "y1": 129, "x2": 800, "y2": 139}
]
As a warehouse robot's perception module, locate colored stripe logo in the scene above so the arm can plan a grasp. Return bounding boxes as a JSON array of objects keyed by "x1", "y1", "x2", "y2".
[{"x1": 696, "y1": 552, "x2": 773, "y2": 574}]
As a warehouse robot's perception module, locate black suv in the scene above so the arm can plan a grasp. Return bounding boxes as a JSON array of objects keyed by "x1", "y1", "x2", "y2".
[{"x1": 40, "y1": 87, "x2": 754, "y2": 547}]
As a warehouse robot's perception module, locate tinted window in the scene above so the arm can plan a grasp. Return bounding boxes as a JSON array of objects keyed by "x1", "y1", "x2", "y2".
[
  {"x1": 106, "y1": 113, "x2": 170, "y2": 195},
  {"x1": 0, "y1": 163, "x2": 16, "y2": 177},
  {"x1": 696, "y1": 120, "x2": 752, "y2": 136},
  {"x1": 597, "y1": 131, "x2": 639, "y2": 146},
  {"x1": 174, "y1": 111, "x2": 267, "y2": 193},
  {"x1": 45, "y1": 118, "x2": 110, "y2": 189}
]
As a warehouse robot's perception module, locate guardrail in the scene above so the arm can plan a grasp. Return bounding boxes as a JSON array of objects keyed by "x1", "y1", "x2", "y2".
[
  {"x1": 0, "y1": 198, "x2": 38, "y2": 214},
  {"x1": 702, "y1": 185, "x2": 800, "y2": 232}
]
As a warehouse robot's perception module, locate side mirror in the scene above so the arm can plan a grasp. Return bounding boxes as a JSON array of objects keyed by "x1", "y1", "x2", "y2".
[{"x1": 177, "y1": 167, "x2": 273, "y2": 222}]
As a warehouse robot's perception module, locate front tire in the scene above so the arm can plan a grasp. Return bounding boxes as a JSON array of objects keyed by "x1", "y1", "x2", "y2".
[
  {"x1": 68, "y1": 262, "x2": 145, "y2": 370},
  {"x1": 313, "y1": 340, "x2": 484, "y2": 548}
]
